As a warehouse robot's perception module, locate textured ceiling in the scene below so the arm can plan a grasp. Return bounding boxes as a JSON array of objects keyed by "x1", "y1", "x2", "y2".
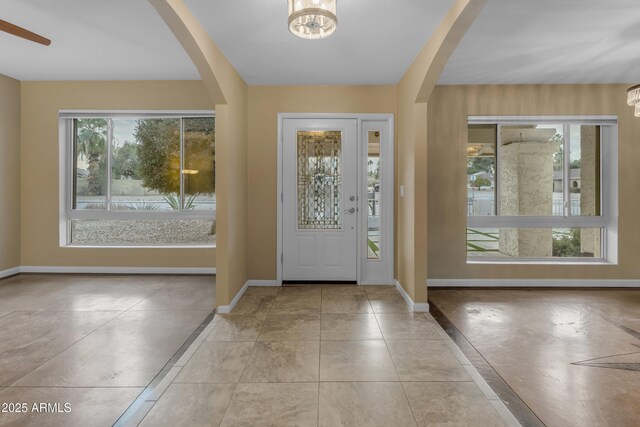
[
  {"x1": 183, "y1": 0, "x2": 453, "y2": 85},
  {"x1": 2, "y1": 0, "x2": 638, "y2": 84},
  {"x1": 439, "y1": 0, "x2": 640, "y2": 84},
  {"x1": 0, "y1": 0, "x2": 199, "y2": 81}
]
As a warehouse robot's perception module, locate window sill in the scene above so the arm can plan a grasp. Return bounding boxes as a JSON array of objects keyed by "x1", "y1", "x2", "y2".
[
  {"x1": 467, "y1": 258, "x2": 614, "y2": 266},
  {"x1": 63, "y1": 244, "x2": 216, "y2": 249}
]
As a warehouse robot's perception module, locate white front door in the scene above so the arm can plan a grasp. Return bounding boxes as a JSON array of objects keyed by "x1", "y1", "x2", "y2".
[{"x1": 282, "y1": 118, "x2": 358, "y2": 281}]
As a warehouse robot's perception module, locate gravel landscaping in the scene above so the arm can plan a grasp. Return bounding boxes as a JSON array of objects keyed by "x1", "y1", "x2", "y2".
[{"x1": 72, "y1": 219, "x2": 215, "y2": 246}]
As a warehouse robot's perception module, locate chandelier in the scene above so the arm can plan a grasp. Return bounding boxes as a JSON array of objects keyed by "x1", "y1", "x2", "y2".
[
  {"x1": 627, "y1": 84, "x2": 640, "y2": 117},
  {"x1": 288, "y1": 0, "x2": 337, "y2": 40}
]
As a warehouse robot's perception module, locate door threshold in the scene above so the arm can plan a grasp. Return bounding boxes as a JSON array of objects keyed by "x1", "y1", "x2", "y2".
[{"x1": 282, "y1": 280, "x2": 357, "y2": 285}]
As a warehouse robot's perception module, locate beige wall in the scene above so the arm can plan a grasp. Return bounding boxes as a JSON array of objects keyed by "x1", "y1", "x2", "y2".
[
  {"x1": 246, "y1": 85, "x2": 396, "y2": 280},
  {"x1": 126, "y1": 0, "x2": 248, "y2": 307},
  {"x1": 394, "y1": 0, "x2": 487, "y2": 303},
  {"x1": 0, "y1": 74, "x2": 21, "y2": 272},
  {"x1": 396, "y1": 76, "x2": 428, "y2": 304},
  {"x1": 214, "y1": 86, "x2": 248, "y2": 306},
  {"x1": 427, "y1": 84, "x2": 639, "y2": 280},
  {"x1": 20, "y1": 80, "x2": 216, "y2": 268}
]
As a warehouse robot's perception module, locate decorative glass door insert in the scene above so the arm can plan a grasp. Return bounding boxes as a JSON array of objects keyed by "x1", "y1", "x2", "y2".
[
  {"x1": 283, "y1": 119, "x2": 357, "y2": 281},
  {"x1": 282, "y1": 117, "x2": 392, "y2": 284},
  {"x1": 297, "y1": 130, "x2": 342, "y2": 229}
]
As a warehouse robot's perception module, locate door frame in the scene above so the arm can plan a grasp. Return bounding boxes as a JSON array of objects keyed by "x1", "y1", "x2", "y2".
[{"x1": 277, "y1": 113, "x2": 394, "y2": 285}]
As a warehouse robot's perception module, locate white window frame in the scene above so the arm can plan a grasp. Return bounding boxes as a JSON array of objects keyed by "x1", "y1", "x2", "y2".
[
  {"x1": 466, "y1": 115, "x2": 618, "y2": 264},
  {"x1": 275, "y1": 113, "x2": 395, "y2": 285},
  {"x1": 58, "y1": 110, "x2": 216, "y2": 248}
]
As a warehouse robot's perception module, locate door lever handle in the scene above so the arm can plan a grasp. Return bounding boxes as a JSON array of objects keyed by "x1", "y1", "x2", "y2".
[{"x1": 344, "y1": 207, "x2": 356, "y2": 214}]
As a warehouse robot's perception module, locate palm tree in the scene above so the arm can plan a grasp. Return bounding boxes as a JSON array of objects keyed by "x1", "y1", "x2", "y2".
[{"x1": 76, "y1": 119, "x2": 107, "y2": 196}]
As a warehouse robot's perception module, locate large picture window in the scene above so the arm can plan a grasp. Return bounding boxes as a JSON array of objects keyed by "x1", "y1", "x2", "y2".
[
  {"x1": 60, "y1": 112, "x2": 215, "y2": 247},
  {"x1": 466, "y1": 116, "x2": 617, "y2": 262}
]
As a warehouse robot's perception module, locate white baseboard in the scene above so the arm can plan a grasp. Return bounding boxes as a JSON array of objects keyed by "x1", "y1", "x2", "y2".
[
  {"x1": 428, "y1": 278, "x2": 640, "y2": 288},
  {"x1": 394, "y1": 280, "x2": 429, "y2": 312},
  {"x1": 247, "y1": 280, "x2": 281, "y2": 287},
  {"x1": 217, "y1": 280, "x2": 249, "y2": 314},
  {"x1": 0, "y1": 266, "x2": 20, "y2": 280},
  {"x1": 359, "y1": 281, "x2": 393, "y2": 286},
  {"x1": 412, "y1": 302, "x2": 430, "y2": 312},
  {"x1": 18, "y1": 266, "x2": 216, "y2": 275}
]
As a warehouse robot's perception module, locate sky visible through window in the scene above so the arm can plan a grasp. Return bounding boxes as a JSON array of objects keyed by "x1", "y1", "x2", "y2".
[{"x1": 113, "y1": 120, "x2": 137, "y2": 149}]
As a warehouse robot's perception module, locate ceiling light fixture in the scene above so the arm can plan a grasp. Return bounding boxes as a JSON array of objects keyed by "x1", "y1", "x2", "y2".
[
  {"x1": 627, "y1": 84, "x2": 640, "y2": 117},
  {"x1": 288, "y1": 0, "x2": 337, "y2": 40}
]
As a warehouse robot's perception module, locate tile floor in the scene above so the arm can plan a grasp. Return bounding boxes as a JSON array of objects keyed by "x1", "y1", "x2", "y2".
[
  {"x1": 0, "y1": 273, "x2": 215, "y2": 427},
  {"x1": 430, "y1": 289, "x2": 640, "y2": 427},
  {"x1": 137, "y1": 285, "x2": 516, "y2": 426}
]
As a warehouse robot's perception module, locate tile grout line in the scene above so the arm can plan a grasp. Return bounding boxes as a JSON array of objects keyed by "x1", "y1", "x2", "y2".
[
  {"x1": 217, "y1": 287, "x2": 278, "y2": 425},
  {"x1": 235, "y1": 288, "x2": 277, "y2": 379},
  {"x1": 132, "y1": 285, "x2": 526, "y2": 425},
  {"x1": 370, "y1": 301, "x2": 420, "y2": 426},
  {"x1": 139, "y1": 285, "x2": 519, "y2": 424},
  {"x1": 0, "y1": 274, "x2": 214, "y2": 420},
  {"x1": 0, "y1": 274, "x2": 184, "y2": 388},
  {"x1": 170, "y1": 379, "x2": 486, "y2": 384},
  {"x1": 399, "y1": 381, "x2": 420, "y2": 426},
  {"x1": 218, "y1": 382, "x2": 239, "y2": 427},
  {"x1": 123, "y1": 276, "x2": 179, "y2": 312},
  {"x1": 4, "y1": 385, "x2": 148, "y2": 389},
  {"x1": 5, "y1": 308, "x2": 131, "y2": 388}
]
